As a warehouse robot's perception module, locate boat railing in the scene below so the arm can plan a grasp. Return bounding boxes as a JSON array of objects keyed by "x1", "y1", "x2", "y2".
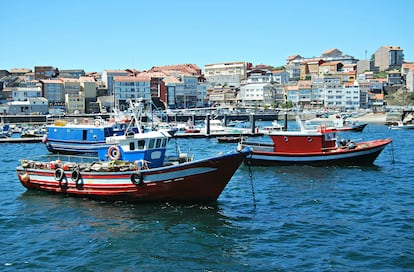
[
  {"x1": 20, "y1": 153, "x2": 98, "y2": 164},
  {"x1": 240, "y1": 141, "x2": 274, "y2": 152}
]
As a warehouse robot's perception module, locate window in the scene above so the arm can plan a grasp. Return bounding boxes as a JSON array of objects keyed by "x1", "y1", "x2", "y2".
[
  {"x1": 138, "y1": 140, "x2": 145, "y2": 149},
  {"x1": 156, "y1": 138, "x2": 162, "y2": 148}
]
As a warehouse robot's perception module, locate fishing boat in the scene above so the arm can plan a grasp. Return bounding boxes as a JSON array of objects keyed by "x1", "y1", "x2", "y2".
[
  {"x1": 16, "y1": 148, "x2": 251, "y2": 203},
  {"x1": 17, "y1": 109, "x2": 252, "y2": 202},
  {"x1": 240, "y1": 117, "x2": 391, "y2": 166},
  {"x1": 42, "y1": 101, "x2": 150, "y2": 154},
  {"x1": 16, "y1": 145, "x2": 251, "y2": 203},
  {"x1": 42, "y1": 118, "x2": 131, "y2": 154}
]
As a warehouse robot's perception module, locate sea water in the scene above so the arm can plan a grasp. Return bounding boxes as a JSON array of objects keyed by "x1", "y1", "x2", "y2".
[{"x1": 0, "y1": 123, "x2": 413, "y2": 271}]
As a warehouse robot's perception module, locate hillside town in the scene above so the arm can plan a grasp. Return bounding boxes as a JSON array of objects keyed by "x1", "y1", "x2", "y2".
[{"x1": 0, "y1": 45, "x2": 413, "y2": 116}]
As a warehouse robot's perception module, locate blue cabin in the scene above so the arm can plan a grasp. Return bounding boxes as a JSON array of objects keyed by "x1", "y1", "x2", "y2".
[{"x1": 97, "y1": 130, "x2": 171, "y2": 168}]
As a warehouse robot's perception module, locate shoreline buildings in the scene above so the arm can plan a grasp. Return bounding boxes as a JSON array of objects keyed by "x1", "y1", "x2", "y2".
[{"x1": 0, "y1": 45, "x2": 413, "y2": 115}]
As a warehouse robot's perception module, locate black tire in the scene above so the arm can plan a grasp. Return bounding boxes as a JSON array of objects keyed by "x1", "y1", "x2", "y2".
[
  {"x1": 130, "y1": 173, "x2": 143, "y2": 185},
  {"x1": 54, "y1": 168, "x2": 65, "y2": 181}
]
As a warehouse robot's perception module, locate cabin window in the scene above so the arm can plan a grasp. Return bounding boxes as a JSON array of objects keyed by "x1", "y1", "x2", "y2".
[
  {"x1": 148, "y1": 139, "x2": 155, "y2": 149},
  {"x1": 82, "y1": 130, "x2": 87, "y2": 141},
  {"x1": 129, "y1": 142, "x2": 135, "y2": 150},
  {"x1": 162, "y1": 138, "x2": 167, "y2": 147},
  {"x1": 156, "y1": 138, "x2": 162, "y2": 148},
  {"x1": 138, "y1": 140, "x2": 145, "y2": 149}
]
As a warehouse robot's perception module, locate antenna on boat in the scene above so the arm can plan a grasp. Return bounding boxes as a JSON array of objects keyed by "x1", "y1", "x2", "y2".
[{"x1": 125, "y1": 98, "x2": 145, "y2": 134}]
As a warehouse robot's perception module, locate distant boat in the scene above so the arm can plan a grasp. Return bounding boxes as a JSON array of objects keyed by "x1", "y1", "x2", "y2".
[
  {"x1": 261, "y1": 120, "x2": 284, "y2": 133},
  {"x1": 389, "y1": 121, "x2": 414, "y2": 130},
  {"x1": 306, "y1": 116, "x2": 367, "y2": 132},
  {"x1": 216, "y1": 135, "x2": 245, "y2": 143}
]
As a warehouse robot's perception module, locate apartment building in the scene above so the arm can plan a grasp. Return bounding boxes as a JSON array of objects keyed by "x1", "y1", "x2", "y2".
[
  {"x1": 204, "y1": 62, "x2": 252, "y2": 88},
  {"x1": 65, "y1": 92, "x2": 85, "y2": 114},
  {"x1": 11, "y1": 86, "x2": 42, "y2": 101},
  {"x1": 239, "y1": 82, "x2": 275, "y2": 107},
  {"x1": 40, "y1": 79, "x2": 64, "y2": 107},
  {"x1": 374, "y1": 46, "x2": 404, "y2": 72},
  {"x1": 102, "y1": 70, "x2": 130, "y2": 95},
  {"x1": 113, "y1": 76, "x2": 151, "y2": 111}
]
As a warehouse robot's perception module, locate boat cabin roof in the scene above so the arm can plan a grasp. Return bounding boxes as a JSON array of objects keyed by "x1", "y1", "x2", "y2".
[{"x1": 105, "y1": 130, "x2": 170, "y2": 145}]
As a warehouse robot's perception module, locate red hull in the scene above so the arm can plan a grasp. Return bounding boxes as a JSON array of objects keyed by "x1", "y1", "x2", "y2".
[
  {"x1": 16, "y1": 149, "x2": 251, "y2": 203},
  {"x1": 244, "y1": 139, "x2": 392, "y2": 166}
]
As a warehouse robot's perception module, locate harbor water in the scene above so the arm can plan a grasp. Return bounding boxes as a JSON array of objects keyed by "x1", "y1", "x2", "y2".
[{"x1": 0, "y1": 123, "x2": 413, "y2": 271}]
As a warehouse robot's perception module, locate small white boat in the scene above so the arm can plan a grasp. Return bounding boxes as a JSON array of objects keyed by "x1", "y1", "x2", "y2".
[{"x1": 389, "y1": 121, "x2": 414, "y2": 130}]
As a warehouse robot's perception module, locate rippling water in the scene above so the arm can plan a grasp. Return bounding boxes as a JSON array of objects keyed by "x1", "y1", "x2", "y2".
[{"x1": 1, "y1": 124, "x2": 413, "y2": 271}]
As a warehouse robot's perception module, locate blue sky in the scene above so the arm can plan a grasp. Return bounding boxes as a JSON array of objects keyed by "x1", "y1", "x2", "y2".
[{"x1": 1, "y1": 0, "x2": 413, "y2": 72}]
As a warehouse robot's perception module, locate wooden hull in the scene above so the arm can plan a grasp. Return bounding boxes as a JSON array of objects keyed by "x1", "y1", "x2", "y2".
[
  {"x1": 16, "y1": 149, "x2": 250, "y2": 203},
  {"x1": 244, "y1": 139, "x2": 392, "y2": 166}
]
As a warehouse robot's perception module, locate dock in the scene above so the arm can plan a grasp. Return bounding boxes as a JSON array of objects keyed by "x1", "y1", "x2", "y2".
[
  {"x1": 0, "y1": 137, "x2": 43, "y2": 143},
  {"x1": 174, "y1": 131, "x2": 264, "y2": 138}
]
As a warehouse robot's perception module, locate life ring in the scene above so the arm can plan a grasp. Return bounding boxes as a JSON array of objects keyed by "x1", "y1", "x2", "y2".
[
  {"x1": 130, "y1": 173, "x2": 143, "y2": 185},
  {"x1": 94, "y1": 119, "x2": 101, "y2": 127},
  {"x1": 71, "y1": 169, "x2": 81, "y2": 183},
  {"x1": 107, "y1": 146, "x2": 121, "y2": 160},
  {"x1": 54, "y1": 168, "x2": 65, "y2": 181}
]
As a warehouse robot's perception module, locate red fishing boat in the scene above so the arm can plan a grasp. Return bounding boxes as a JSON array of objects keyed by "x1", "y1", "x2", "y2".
[
  {"x1": 240, "y1": 120, "x2": 391, "y2": 166},
  {"x1": 16, "y1": 146, "x2": 251, "y2": 203}
]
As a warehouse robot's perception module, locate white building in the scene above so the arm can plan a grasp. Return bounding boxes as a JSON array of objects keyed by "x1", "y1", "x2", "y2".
[
  {"x1": 65, "y1": 92, "x2": 85, "y2": 114},
  {"x1": 402, "y1": 63, "x2": 414, "y2": 92},
  {"x1": 8, "y1": 97, "x2": 49, "y2": 115},
  {"x1": 323, "y1": 78, "x2": 360, "y2": 110},
  {"x1": 113, "y1": 76, "x2": 151, "y2": 111},
  {"x1": 102, "y1": 70, "x2": 130, "y2": 95},
  {"x1": 10, "y1": 86, "x2": 42, "y2": 101},
  {"x1": 239, "y1": 83, "x2": 275, "y2": 107},
  {"x1": 204, "y1": 61, "x2": 250, "y2": 88}
]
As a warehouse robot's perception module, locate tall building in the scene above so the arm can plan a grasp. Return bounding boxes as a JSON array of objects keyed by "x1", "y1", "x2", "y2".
[{"x1": 374, "y1": 46, "x2": 404, "y2": 72}]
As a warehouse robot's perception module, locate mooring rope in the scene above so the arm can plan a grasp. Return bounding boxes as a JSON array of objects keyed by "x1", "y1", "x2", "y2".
[{"x1": 246, "y1": 155, "x2": 256, "y2": 209}]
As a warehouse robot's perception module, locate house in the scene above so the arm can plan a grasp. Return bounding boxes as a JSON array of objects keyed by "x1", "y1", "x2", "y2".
[{"x1": 8, "y1": 97, "x2": 49, "y2": 115}]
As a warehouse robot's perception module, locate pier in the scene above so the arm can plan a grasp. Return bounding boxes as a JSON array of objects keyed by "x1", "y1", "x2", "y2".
[{"x1": 0, "y1": 137, "x2": 43, "y2": 143}]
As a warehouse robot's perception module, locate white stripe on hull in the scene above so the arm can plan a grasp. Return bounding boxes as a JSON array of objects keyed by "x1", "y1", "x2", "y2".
[
  {"x1": 251, "y1": 145, "x2": 386, "y2": 162},
  {"x1": 21, "y1": 166, "x2": 218, "y2": 187}
]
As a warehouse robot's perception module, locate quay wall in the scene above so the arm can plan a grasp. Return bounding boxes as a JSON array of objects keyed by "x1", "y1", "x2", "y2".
[{"x1": 1, "y1": 112, "x2": 316, "y2": 124}]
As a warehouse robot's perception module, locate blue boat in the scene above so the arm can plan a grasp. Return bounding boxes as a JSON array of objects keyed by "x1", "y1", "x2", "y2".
[{"x1": 43, "y1": 118, "x2": 134, "y2": 154}]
